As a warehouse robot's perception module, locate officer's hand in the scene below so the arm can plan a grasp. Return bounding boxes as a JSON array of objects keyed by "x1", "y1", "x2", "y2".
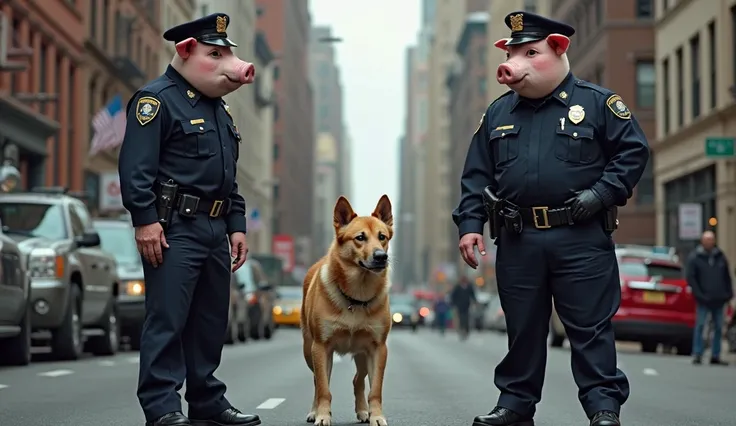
[
  {"x1": 565, "y1": 189, "x2": 604, "y2": 222},
  {"x1": 135, "y1": 222, "x2": 169, "y2": 268},
  {"x1": 458, "y1": 233, "x2": 486, "y2": 269},
  {"x1": 230, "y1": 232, "x2": 248, "y2": 272}
]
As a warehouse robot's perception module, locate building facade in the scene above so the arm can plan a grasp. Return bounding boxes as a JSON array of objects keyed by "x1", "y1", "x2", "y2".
[
  {"x1": 84, "y1": 0, "x2": 163, "y2": 211},
  {"x1": 550, "y1": 0, "x2": 656, "y2": 244},
  {"x1": 653, "y1": 0, "x2": 736, "y2": 262},
  {"x1": 0, "y1": 0, "x2": 85, "y2": 191},
  {"x1": 256, "y1": 0, "x2": 315, "y2": 266},
  {"x1": 314, "y1": 133, "x2": 339, "y2": 256},
  {"x1": 160, "y1": 0, "x2": 195, "y2": 72}
]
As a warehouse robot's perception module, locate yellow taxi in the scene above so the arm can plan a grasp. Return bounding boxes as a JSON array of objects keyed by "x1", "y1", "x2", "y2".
[{"x1": 273, "y1": 286, "x2": 303, "y2": 327}]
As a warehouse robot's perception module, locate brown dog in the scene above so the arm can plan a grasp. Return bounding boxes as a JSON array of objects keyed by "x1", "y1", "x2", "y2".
[{"x1": 301, "y1": 195, "x2": 394, "y2": 426}]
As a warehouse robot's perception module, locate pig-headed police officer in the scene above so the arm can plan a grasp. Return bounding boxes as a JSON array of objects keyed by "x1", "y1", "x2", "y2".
[
  {"x1": 453, "y1": 12, "x2": 649, "y2": 426},
  {"x1": 119, "y1": 13, "x2": 260, "y2": 426}
]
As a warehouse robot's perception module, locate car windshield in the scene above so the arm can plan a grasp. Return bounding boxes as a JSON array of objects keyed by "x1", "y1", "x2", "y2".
[
  {"x1": 390, "y1": 294, "x2": 417, "y2": 307},
  {"x1": 619, "y1": 260, "x2": 683, "y2": 279},
  {"x1": 94, "y1": 223, "x2": 140, "y2": 266},
  {"x1": 278, "y1": 287, "x2": 302, "y2": 301},
  {"x1": 0, "y1": 203, "x2": 67, "y2": 240}
]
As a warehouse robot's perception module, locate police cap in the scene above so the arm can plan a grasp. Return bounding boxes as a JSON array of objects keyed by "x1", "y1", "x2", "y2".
[
  {"x1": 163, "y1": 13, "x2": 237, "y2": 47},
  {"x1": 503, "y1": 11, "x2": 575, "y2": 46}
]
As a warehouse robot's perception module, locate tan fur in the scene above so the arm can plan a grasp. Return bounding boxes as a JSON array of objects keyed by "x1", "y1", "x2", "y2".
[{"x1": 301, "y1": 195, "x2": 394, "y2": 426}]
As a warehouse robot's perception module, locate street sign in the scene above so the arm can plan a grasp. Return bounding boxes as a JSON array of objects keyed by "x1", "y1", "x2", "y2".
[
  {"x1": 678, "y1": 203, "x2": 702, "y2": 240},
  {"x1": 272, "y1": 234, "x2": 295, "y2": 273},
  {"x1": 99, "y1": 172, "x2": 123, "y2": 212},
  {"x1": 705, "y1": 137, "x2": 735, "y2": 157}
]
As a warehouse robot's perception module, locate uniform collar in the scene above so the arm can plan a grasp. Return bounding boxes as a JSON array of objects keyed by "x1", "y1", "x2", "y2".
[
  {"x1": 165, "y1": 65, "x2": 202, "y2": 106},
  {"x1": 510, "y1": 72, "x2": 576, "y2": 112}
]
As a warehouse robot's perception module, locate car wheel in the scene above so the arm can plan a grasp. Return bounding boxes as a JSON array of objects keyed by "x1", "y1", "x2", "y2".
[
  {"x1": 641, "y1": 341, "x2": 658, "y2": 353},
  {"x1": 0, "y1": 305, "x2": 32, "y2": 366},
  {"x1": 51, "y1": 285, "x2": 84, "y2": 360},
  {"x1": 87, "y1": 300, "x2": 120, "y2": 356}
]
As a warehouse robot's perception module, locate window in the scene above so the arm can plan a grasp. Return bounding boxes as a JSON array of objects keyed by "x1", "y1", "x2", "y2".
[
  {"x1": 102, "y1": 0, "x2": 109, "y2": 49},
  {"x1": 90, "y1": 0, "x2": 97, "y2": 39},
  {"x1": 636, "y1": 0, "x2": 653, "y2": 18},
  {"x1": 690, "y1": 34, "x2": 700, "y2": 119},
  {"x1": 662, "y1": 58, "x2": 670, "y2": 133},
  {"x1": 523, "y1": 0, "x2": 537, "y2": 13},
  {"x1": 636, "y1": 157, "x2": 654, "y2": 205},
  {"x1": 72, "y1": 202, "x2": 92, "y2": 230},
  {"x1": 618, "y1": 260, "x2": 682, "y2": 279},
  {"x1": 273, "y1": 143, "x2": 279, "y2": 160},
  {"x1": 94, "y1": 224, "x2": 140, "y2": 266},
  {"x1": 675, "y1": 47, "x2": 684, "y2": 127},
  {"x1": 707, "y1": 21, "x2": 716, "y2": 109},
  {"x1": 635, "y1": 61, "x2": 655, "y2": 108},
  {"x1": 68, "y1": 207, "x2": 85, "y2": 237}
]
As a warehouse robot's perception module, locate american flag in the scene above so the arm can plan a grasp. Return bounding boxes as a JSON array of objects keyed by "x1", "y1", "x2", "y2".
[{"x1": 89, "y1": 95, "x2": 126, "y2": 156}]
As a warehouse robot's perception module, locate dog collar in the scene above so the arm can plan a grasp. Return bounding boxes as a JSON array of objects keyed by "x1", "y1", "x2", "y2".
[{"x1": 338, "y1": 288, "x2": 374, "y2": 311}]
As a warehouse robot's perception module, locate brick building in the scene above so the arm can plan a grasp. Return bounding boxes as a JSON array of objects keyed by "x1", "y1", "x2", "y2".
[
  {"x1": 255, "y1": 0, "x2": 315, "y2": 266},
  {"x1": 0, "y1": 0, "x2": 85, "y2": 191},
  {"x1": 550, "y1": 0, "x2": 657, "y2": 244}
]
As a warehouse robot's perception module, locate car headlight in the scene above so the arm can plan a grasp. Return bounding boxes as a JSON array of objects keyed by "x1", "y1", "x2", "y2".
[
  {"x1": 392, "y1": 313, "x2": 403, "y2": 323},
  {"x1": 125, "y1": 280, "x2": 145, "y2": 296},
  {"x1": 28, "y1": 248, "x2": 63, "y2": 279},
  {"x1": 273, "y1": 305, "x2": 283, "y2": 315}
]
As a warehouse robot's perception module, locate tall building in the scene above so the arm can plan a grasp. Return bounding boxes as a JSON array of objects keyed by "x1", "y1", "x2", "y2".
[
  {"x1": 653, "y1": 0, "x2": 736, "y2": 261},
  {"x1": 84, "y1": 0, "x2": 164, "y2": 211},
  {"x1": 549, "y1": 0, "x2": 656, "y2": 244},
  {"x1": 314, "y1": 133, "x2": 339, "y2": 256},
  {"x1": 160, "y1": 0, "x2": 195, "y2": 72},
  {"x1": 0, "y1": 1, "x2": 85, "y2": 192},
  {"x1": 256, "y1": 0, "x2": 315, "y2": 267},
  {"x1": 309, "y1": 25, "x2": 348, "y2": 201}
]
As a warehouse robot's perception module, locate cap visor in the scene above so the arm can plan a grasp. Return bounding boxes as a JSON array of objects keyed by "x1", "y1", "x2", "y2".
[
  {"x1": 505, "y1": 35, "x2": 545, "y2": 46},
  {"x1": 200, "y1": 38, "x2": 238, "y2": 47}
]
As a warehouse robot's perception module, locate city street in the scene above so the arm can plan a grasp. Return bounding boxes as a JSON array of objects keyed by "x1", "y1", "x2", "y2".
[{"x1": 0, "y1": 328, "x2": 733, "y2": 426}]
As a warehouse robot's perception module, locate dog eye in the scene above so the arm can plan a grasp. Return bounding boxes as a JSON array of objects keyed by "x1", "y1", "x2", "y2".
[
  {"x1": 378, "y1": 233, "x2": 386, "y2": 241},
  {"x1": 355, "y1": 234, "x2": 366, "y2": 242}
]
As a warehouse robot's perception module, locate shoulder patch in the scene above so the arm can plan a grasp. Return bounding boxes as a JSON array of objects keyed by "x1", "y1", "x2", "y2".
[
  {"x1": 605, "y1": 94, "x2": 631, "y2": 120},
  {"x1": 136, "y1": 97, "x2": 161, "y2": 126}
]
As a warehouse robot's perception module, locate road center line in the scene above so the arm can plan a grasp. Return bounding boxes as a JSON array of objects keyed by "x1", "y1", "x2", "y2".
[
  {"x1": 38, "y1": 369, "x2": 74, "y2": 377},
  {"x1": 642, "y1": 368, "x2": 658, "y2": 376},
  {"x1": 256, "y1": 398, "x2": 285, "y2": 409}
]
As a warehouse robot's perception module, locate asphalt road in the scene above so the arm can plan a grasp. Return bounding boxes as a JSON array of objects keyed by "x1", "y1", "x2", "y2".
[{"x1": 0, "y1": 328, "x2": 734, "y2": 426}]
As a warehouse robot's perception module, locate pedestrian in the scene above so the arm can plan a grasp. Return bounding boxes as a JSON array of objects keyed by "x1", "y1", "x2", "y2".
[
  {"x1": 686, "y1": 230, "x2": 733, "y2": 366},
  {"x1": 118, "y1": 13, "x2": 260, "y2": 426},
  {"x1": 453, "y1": 12, "x2": 649, "y2": 426},
  {"x1": 433, "y1": 293, "x2": 451, "y2": 335},
  {"x1": 450, "y1": 276, "x2": 477, "y2": 340}
]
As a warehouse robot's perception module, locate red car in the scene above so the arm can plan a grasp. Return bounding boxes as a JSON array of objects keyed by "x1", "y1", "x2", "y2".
[{"x1": 550, "y1": 246, "x2": 696, "y2": 354}]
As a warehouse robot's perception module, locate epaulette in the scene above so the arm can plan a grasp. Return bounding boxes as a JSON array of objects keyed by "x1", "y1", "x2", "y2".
[{"x1": 574, "y1": 79, "x2": 613, "y2": 96}]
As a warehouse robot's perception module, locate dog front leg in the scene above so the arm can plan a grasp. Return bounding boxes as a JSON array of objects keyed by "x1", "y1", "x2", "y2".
[
  {"x1": 367, "y1": 343, "x2": 388, "y2": 426},
  {"x1": 353, "y1": 353, "x2": 370, "y2": 423},
  {"x1": 310, "y1": 342, "x2": 333, "y2": 426}
]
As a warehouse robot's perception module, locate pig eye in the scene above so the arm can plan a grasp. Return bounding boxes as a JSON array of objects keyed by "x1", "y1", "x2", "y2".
[
  {"x1": 526, "y1": 49, "x2": 538, "y2": 57},
  {"x1": 209, "y1": 50, "x2": 222, "y2": 58}
]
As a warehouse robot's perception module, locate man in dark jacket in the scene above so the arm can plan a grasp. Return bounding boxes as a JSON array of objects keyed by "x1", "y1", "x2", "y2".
[
  {"x1": 451, "y1": 276, "x2": 477, "y2": 340},
  {"x1": 686, "y1": 230, "x2": 733, "y2": 365}
]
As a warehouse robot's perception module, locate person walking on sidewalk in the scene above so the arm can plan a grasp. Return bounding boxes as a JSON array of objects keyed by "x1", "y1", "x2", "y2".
[
  {"x1": 451, "y1": 276, "x2": 477, "y2": 340},
  {"x1": 686, "y1": 230, "x2": 733, "y2": 366}
]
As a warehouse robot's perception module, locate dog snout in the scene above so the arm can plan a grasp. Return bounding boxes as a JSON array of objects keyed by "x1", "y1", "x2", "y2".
[{"x1": 372, "y1": 249, "x2": 388, "y2": 263}]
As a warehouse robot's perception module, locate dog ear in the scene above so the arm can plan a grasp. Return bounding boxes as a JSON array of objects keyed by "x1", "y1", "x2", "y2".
[
  {"x1": 333, "y1": 196, "x2": 357, "y2": 229},
  {"x1": 372, "y1": 195, "x2": 393, "y2": 227}
]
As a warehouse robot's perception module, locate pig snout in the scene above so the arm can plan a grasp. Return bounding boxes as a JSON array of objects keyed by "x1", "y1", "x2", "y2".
[
  {"x1": 235, "y1": 61, "x2": 256, "y2": 84},
  {"x1": 497, "y1": 62, "x2": 523, "y2": 85}
]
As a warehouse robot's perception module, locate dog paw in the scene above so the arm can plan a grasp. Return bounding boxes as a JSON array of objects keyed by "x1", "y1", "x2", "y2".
[
  {"x1": 356, "y1": 410, "x2": 370, "y2": 423},
  {"x1": 369, "y1": 414, "x2": 388, "y2": 426},
  {"x1": 306, "y1": 411, "x2": 316, "y2": 423},
  {"x1": 313, "y1": 414, "x2": 332, "y2": 426}
]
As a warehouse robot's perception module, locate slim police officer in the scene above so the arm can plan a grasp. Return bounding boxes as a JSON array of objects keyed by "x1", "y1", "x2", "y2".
[
  {"x1": 119, "y1": 14, "x2": 260, "y2": 426},
  {"x1": 453, "y1": 12, "x2": 650, "y2": 426}
]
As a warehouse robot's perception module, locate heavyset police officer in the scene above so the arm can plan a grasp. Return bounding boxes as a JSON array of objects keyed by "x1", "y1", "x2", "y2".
[
  {"x1": 453, "y1": 12, "x2": 650, "y2": 426},
  {"x1": 119, "y1": 14, "x2": 260, "y2": 426}
]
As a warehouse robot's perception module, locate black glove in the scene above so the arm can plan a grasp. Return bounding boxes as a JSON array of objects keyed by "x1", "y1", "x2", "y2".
[{"x1": 565, "y1": 189, "x2": 604, "y2": 222}]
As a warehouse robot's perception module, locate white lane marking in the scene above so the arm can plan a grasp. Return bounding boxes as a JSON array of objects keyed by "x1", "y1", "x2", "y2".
[
  {"x1": 38, "y1": 369, "x2": 74, "y2": 377},
  {"x1": 642, "y1": 368, "x2": 658, "y2": 376},
  {"x1": 0, "y1": 384, "x2": 8, "y2": 390},
  {"x1": 333, "y1": 354, "x2": 342, "y2": 363},
  {"x1": 127, "y1": 356, "x2": 140, "y2": 364},
  {"x1": 256, "y1": 398, "x2": 285, "y2": 409},
  {"x1": 99, "y1": 360, "x2": 116, "y2": 366}
]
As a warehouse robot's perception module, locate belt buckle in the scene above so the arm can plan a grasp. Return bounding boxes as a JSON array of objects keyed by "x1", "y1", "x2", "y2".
[
  {"x1": 532, "y1": 206, "x2": 551, "y2": 229},
  {"x1": 209, "y1": 200, "x2": 224, "y2": 217}
]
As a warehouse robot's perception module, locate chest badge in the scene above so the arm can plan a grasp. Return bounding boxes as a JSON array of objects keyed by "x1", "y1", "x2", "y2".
[{"x1": 568, "y1": 105, "x2": 585, "y2": 125}]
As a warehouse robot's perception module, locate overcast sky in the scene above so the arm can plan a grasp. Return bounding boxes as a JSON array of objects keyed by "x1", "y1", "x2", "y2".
[{"x1": 309, "y1": 0, "x2": 420, "y2": 216}]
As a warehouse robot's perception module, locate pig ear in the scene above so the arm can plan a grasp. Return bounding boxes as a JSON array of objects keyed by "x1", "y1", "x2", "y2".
[
  {"x1": 493, "y1": 38, "x2": 511, "y2": 51},
  {"x1": 175, "y1": 37, "x2": 197, "y2": 59},
  {"x1": 546, "y1": 34, "x2": 570, "y2": 55}
]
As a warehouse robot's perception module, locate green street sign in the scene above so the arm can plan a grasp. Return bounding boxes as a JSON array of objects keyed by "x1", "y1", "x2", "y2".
[{"x1": 705, "y1": 137, "x2": 735, "y2": 157}]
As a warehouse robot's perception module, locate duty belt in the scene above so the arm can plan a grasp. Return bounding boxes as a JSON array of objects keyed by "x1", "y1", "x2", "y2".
[
  {"x1": 175, "y1": 193, "x2": 231, "y2": 218},
  {"x1": 519, "y1": 206, "x2": 574, "y2": 229}
]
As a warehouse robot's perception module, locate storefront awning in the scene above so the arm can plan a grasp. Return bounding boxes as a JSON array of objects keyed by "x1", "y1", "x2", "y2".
[{"x1": 0, "y1": 94, "x2": 60, "y2": 156}]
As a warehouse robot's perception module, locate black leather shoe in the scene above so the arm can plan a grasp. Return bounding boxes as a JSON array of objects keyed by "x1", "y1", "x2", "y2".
[
  {"x1": 145, "y1": 412, "x2": 190, "y2": 426},
  {"x1": 590, "y1": 411, "x2": 620, "y2": 426},
  {"x1": 190, "y1": 408, "x2": 260, "y2": 426},
  {"x1": 472, "y1": 407, "x2": 534, "y2": 426}
]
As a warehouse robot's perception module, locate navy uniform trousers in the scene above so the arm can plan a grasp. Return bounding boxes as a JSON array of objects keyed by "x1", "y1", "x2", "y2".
[
  {"x1": 494, "y1": 220, "x2": 630, "y2": 418},
  {"x1": 137, "y1": 211, "x2": 232, "y2": 421}
]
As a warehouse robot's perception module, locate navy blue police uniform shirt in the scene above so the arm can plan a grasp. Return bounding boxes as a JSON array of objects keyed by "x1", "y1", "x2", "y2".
[
  {"x1": 452, "y1": 72, "x2": 651, "y2": 237},
  {"x1": 118, "y1": 65, "x2": 247, "y2": 234}
]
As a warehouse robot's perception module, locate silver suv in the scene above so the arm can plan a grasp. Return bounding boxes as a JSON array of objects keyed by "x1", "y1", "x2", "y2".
[{"x1": 0, "y1": 188, "x2": 120, "y2": 360}]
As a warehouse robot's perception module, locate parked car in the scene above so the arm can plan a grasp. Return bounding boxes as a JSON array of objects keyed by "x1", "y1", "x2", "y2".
[
  {"x1": 0, "y1": 188, "x2": 120, "y2": 359},
  {"x1": 273, "y1": 285, "x2": 303, "y2": 328},
  {"x1": 0, "y1": 231, "x2": 32, "y2": 365},
  {"x1": 549, "y1": 246, "x2": 694, "y2": 354},
  {"x1": 226, "y1": 273, "x2": 250, "y2": 344},
  {"x1": 233, "y1": 259, "x2": 275, "y2": 339},
  {"x1": 93, "y1": 218, "x2": 145, "y2": 349}
]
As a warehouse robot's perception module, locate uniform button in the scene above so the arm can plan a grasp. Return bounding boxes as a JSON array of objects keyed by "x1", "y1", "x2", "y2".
[
  {"x1": 199, "y1": 126, "x2": 204, "y2": 131},
  {"x1": 573, "y1": 132, "x2": 578, "y2": 138},
  {"x1": 501, "y1": 132, "x2": 505, "y2": 137}
]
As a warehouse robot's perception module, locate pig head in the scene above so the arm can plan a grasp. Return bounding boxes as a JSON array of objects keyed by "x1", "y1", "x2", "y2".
[
  {"x1": 172, "y1": 38, "x2": 255, "y2": 98},
  {"x1": 494, "y1": 34, "x2": 571, "y2": 99}
]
